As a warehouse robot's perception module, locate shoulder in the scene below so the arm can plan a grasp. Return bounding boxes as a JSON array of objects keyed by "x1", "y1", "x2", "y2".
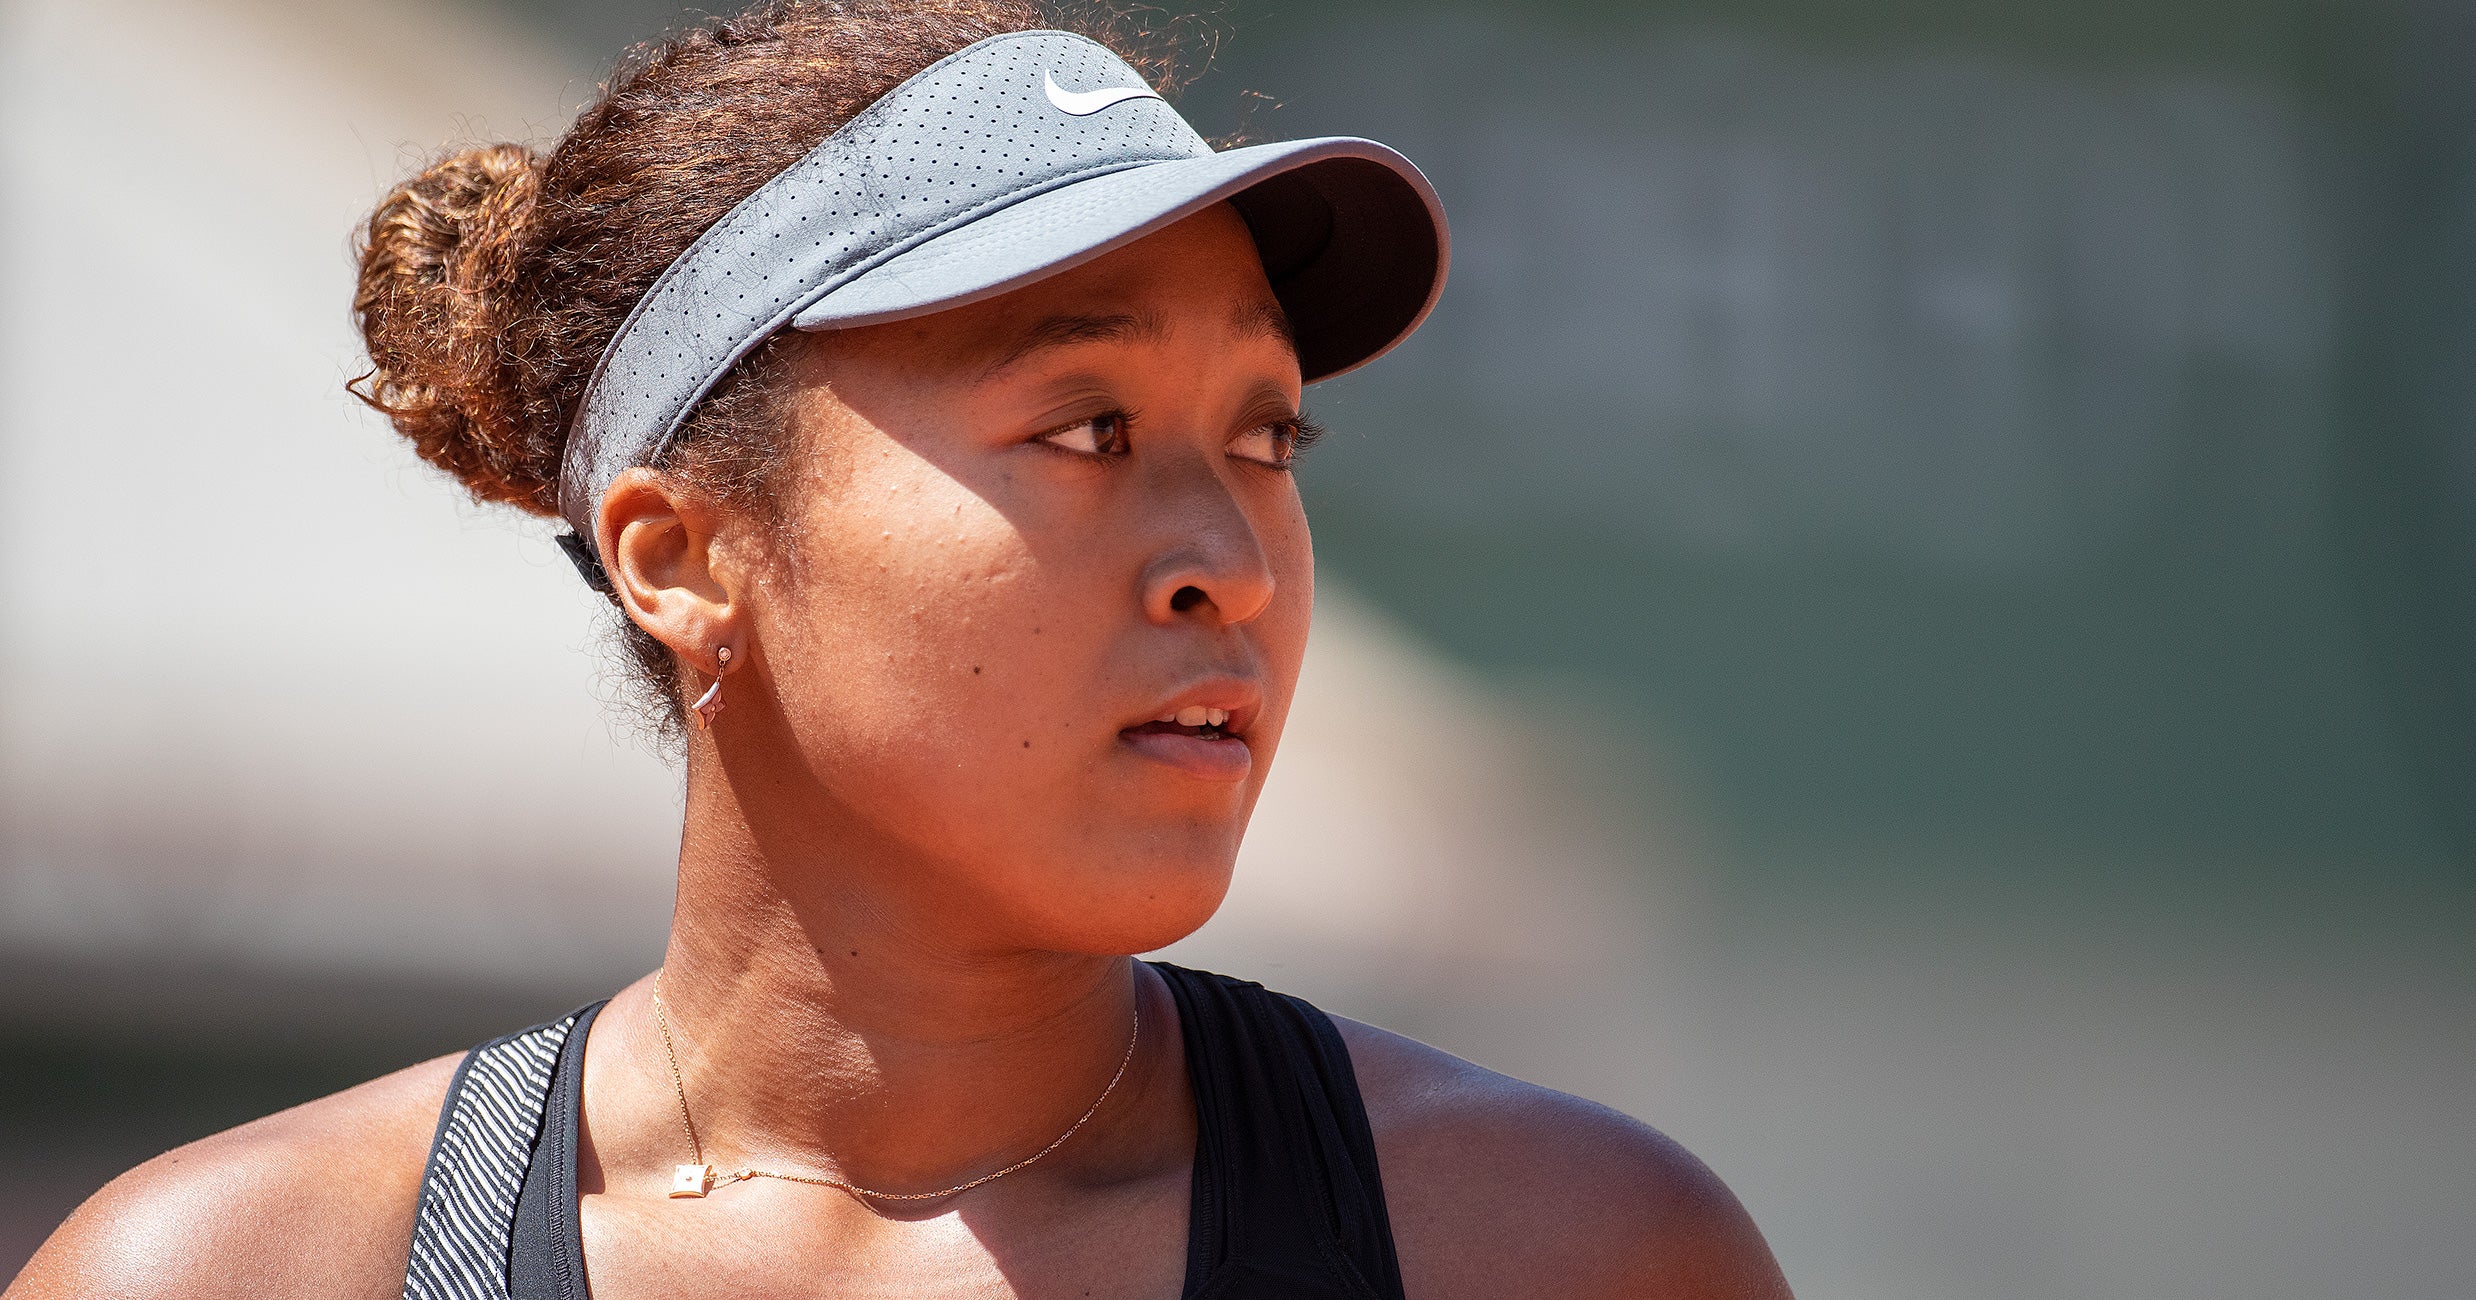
[
  {"x1": 3, "y1": 1052, "x2": 461, "y2": 1300},
  {"x1": 1332, "y1": 1017, "x2": 1792, "y2": 1300}
]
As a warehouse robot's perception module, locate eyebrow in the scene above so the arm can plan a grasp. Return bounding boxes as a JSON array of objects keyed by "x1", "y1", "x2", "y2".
[
  {"x1": 980, "y1": 310, "x2": 1168, "y2": 380},
  {"x1": 978, "y1": 299, "x2": 1299, "y2": 381},
  {"x1": 1232, "y1": 299, "x2": 1297, "y2": 354}
]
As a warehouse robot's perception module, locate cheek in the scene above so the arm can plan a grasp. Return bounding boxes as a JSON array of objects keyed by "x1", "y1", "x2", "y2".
[
  {"x1": 1269, "y1": 496, "x2": 1314, "y2": 627},
  {"x1": 1249, "y1": 497, "x2": 1317, "y2": 740},
  {"x1": 782, "y1": 462, "x2": 1049, "y2": 738},
  {"x1": 757, "y1": 440, "x2": 1153, "y2": 876}
]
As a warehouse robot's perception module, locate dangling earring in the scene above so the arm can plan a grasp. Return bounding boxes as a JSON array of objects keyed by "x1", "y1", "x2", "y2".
[{"x1": 693, "y1": 645, "x2": 733, "y2": 730}]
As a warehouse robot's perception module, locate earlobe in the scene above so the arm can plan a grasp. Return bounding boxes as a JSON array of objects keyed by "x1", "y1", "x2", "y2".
[
  {"x1": 597, "y1": 467, "x2": 742, "y2": 665},
  {"x1": 692, "y1": 644, "x2": 736, "y2": 729}
]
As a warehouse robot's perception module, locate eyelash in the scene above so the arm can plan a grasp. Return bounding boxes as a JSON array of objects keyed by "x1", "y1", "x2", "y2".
[
  {"x1": 1266, "y1": 414, "x2": 1326, "y2": 467},
  {"x1": 1040, "y1": 410, "x2": 1134, "y2": 458},
  {"x1": 1035, "y1": 410, "x2": 1325, "y2": 470}
]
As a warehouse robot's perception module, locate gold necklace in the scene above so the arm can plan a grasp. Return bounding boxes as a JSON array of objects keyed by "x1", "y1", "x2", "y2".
[{"x1": 649, "y1": 972, "x2": 1141, "y2": 1202}]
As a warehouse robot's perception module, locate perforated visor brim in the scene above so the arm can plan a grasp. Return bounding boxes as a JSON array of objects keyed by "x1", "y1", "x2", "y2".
[{"x1": 788, "y1": 137, "x2": 1448, "y2": 384}]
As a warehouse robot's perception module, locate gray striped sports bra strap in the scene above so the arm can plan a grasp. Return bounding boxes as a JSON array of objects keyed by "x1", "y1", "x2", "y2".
[{"x1": 403, "y1": 1013, "x2": 583, "y2": 1300}]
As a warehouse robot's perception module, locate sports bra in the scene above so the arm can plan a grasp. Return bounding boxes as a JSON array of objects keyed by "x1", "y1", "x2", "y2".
[{"x1": 401, "y1": 962, "x2": 1405, "y2": 1299}]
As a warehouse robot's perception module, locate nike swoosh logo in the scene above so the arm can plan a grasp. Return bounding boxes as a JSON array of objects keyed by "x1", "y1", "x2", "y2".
[{"x1": 1043, "y1": 71, "x2": 1163, "y2": 117}]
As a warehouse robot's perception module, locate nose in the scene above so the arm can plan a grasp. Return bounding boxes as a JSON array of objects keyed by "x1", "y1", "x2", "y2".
[{"x1": 1138, "y1": 467, "x2": 1277, "y2": 628}]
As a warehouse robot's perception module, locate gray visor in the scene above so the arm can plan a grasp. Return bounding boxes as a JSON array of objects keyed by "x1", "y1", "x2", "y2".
[{"x1": 555, "y1": 29, "x2": 1448, "y2": 555}]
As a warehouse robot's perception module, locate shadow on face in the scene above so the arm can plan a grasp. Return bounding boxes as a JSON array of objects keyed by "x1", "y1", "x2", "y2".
[{"x1": 734, "y1": 202, "x2": 1320, "y2": 957}]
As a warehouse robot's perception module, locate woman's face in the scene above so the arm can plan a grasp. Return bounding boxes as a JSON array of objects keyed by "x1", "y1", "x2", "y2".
[{"x1": 734, "y1": 203, "x2": 1313, "y2": 957}]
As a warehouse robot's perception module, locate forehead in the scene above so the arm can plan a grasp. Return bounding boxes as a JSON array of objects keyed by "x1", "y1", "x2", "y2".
[{"x1": 823, "y1": 203, "x2": 1295, "y2": 377}]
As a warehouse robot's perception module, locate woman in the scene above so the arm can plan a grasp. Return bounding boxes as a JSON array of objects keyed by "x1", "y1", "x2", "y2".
[{"x1": 9, "y1": 3, "x2": 1789, "y2": 1297}]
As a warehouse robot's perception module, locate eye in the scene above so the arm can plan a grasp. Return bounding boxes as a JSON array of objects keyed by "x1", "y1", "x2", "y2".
[
  {"x1": 1037, "y1": 410, "x2": 1131, "y2": 457},
  {"x1": 1228, "y1": 413, "x2": 1324, "y2": 469}
]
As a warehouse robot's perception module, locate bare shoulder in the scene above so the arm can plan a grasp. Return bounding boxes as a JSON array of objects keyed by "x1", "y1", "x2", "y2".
[
  {"x1": 3, "y1": 1052, "x2": 460, "y2": 1300},
  {"x1": 1334, "y1": 1017, "x2": 1792, "y2": 1300}
]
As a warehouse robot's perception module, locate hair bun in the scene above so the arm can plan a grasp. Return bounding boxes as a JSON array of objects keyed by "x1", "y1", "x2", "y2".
[{"x1": 351, "y1": 142, "x2": 559, "y2": 513}]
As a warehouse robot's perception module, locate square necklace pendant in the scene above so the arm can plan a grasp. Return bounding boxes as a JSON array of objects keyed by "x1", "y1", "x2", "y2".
[{"x1": 669, "y1": 1163, "x2": 714, "y2": 1198}]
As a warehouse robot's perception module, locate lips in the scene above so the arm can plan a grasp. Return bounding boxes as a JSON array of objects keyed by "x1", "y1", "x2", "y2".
[{"x1": 1118, "y1": 685, "x2": 1258, "y2": 782}]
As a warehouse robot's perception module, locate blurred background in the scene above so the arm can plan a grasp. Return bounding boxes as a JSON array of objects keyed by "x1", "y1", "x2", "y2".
[{"x1": 3, "y1": 0, "x2": 2471, "y2": 1294}]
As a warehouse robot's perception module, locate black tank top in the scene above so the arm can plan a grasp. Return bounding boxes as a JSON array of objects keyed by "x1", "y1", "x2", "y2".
[{"x1": 402, "y1": 962, "x2": 1405, "y2": 1300}]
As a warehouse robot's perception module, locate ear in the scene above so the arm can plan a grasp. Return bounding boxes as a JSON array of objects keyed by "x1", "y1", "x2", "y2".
[{"x1": 596, "y1": 467, "x2": 742, "y2": 672}]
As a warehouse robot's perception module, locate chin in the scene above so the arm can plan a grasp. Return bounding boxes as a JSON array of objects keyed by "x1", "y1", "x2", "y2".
[{"x1": 1024, "y1": 847, "x2": 1237, "y2": 957}]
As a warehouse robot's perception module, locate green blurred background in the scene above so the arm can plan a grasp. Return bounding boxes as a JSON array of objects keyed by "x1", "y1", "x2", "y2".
[
  {"x1": 3, "y1": 0, "x2": 2470, "y2": 1295},
  {"x1": 1198, "y1": 0, "x2": 2476, "y2": 884}
]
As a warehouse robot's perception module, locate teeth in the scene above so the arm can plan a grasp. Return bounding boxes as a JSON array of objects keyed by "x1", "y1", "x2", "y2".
[{"x1": 1151, "y1": 706, "x2": 1236, "y2": 730}]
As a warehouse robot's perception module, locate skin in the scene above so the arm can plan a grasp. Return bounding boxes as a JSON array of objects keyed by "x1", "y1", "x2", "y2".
[{"x1": 5, "y1": 205, "x2": 1791, "y2": 1300}]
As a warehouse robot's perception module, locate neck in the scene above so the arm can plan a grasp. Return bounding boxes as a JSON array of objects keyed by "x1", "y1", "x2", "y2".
[{"x1": 609, "y1": 760, "x2": 1166, "y2": 1199}]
